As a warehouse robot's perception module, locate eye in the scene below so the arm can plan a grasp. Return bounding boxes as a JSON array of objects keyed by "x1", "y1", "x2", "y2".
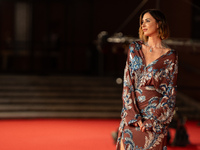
[{"x1": 146, "y1": 19, "x2": 150, "y2": 22}]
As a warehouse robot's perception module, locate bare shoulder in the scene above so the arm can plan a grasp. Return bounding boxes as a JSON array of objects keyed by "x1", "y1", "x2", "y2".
[
  {"x1": 141, "y1": 43, "x2": 148, "y2": 51},
  {"x1": 163, "y1": 48, "x2": 171, "y2": 53}
]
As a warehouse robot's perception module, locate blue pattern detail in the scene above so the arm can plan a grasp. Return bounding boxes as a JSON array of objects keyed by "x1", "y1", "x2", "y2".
[
  {"x1": 138, "y1": 96, "x2": 146, "y2": 102},
  {"x1": 148, "y1": 97, "x2": 159, "y2": 104},
  {"x1": 148, "y1": 67, "x2": 153, "y2": 72},
  {"x1": 135, "y1": 88, "x2": 142, "y2": 94},
  {"x1": 134, "y1": 42, "x2": 142, "y2": 50},
  {"x1": 128, "y1": 119, "x2": 137, "y2": 124},
  {"x1": 130, "y1": 46, "x2": 134, "y2": 53},
  {"x1": 129, "y1": 55, "x2": 143, "y2": 72},
  {"x1": 124, "y1": 129, "x2": 133, "y2": 139}
]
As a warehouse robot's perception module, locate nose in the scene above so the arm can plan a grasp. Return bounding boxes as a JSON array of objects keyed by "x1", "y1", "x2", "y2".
[{"x1": 142, "y1": 22, "x2": 146, "y2": 28}]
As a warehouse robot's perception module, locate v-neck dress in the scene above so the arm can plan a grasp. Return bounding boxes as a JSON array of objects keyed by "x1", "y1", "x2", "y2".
[{"x1": 116, "y1": 41, "x2": 178, "y2": 150}]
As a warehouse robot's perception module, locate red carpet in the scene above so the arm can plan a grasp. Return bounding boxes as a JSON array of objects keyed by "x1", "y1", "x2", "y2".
[{"x1": 0, "y1": 119, "x2": 199, "y2": 150}]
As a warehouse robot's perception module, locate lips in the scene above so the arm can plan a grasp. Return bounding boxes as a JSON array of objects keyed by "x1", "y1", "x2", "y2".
[{"x1": 143, "y1": 29, "x2": 147, "y2": 32}]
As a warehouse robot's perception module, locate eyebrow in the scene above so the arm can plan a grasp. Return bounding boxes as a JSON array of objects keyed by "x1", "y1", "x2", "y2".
[{"x1": 143, "y1": 18, "x2": 151, "y2": 21}]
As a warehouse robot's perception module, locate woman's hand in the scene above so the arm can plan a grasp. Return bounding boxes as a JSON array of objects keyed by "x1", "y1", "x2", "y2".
[{"x1": 134, "y1": 120, "x2": 146, "y2": 132}]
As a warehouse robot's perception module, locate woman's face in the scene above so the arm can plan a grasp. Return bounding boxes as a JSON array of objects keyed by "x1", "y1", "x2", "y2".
[{"x1": 141, "y1": 12, "x2": 159, "y2": 38}]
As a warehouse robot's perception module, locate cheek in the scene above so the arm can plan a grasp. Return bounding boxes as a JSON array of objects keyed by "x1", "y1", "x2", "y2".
[
  {"x1": 144, "y1": 24, "x2": 158, "y2": 36},
  {"x1": 149, "y1": 23, "x2": 157, "y2": 29},
  {"x1": 149, "y1": 24, "x2": 158, "y2": 32}
]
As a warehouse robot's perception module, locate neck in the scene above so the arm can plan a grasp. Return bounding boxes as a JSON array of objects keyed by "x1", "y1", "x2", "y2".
[{"x1": 147, "y1": 36, "x2": 162, "y2": 48}]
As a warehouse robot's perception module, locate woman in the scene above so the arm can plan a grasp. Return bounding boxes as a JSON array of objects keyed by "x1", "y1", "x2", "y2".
[{"x1": 116, "y1": 9, "x2": 178, "y2": 150}]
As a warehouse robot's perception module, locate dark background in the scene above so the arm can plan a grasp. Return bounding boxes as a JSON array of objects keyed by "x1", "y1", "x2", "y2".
[{"x1": 0, "y1": 0, "x2": 198, "y2": 76}]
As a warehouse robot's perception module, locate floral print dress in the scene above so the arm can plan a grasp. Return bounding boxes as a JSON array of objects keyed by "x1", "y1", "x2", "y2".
[{"x1": 116, "y1": 41, "x2": 178, "y2": 150}]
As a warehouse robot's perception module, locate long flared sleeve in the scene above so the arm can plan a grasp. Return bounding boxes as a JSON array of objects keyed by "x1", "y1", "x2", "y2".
[
  {"x1": 143, "y1": 52, "x2": 178, "y2": 133},
  {"x1": 122, "y1": 42, "x2": 143, "y2": 125}
]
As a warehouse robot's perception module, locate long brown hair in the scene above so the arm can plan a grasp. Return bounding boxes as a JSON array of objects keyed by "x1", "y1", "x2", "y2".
[{"x1": 139, "y1": 9, "x2": 170, "y2": 42}]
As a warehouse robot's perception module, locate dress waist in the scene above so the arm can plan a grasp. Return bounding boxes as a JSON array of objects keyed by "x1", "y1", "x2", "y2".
[{"x1": 135, "y1": 86, "x2": 162, "y2": 111}]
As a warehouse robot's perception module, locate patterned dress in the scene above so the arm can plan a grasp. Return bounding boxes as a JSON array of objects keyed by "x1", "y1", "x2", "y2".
[{"x1": 116, "y1": 41, "x2": 178, "y2": 150}]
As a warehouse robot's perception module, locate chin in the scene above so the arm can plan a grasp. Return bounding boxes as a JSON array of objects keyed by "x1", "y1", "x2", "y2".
[{"x1": 144, "y1": 33, "x2": 150, "y2": 37}]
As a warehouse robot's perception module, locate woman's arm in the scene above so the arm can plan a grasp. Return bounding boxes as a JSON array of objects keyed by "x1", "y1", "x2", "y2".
[{"x1": 122, "y1": 42, "x2": 143, "y2": 125}]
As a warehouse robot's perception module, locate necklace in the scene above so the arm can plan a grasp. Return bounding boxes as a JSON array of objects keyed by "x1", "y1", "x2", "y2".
[
  {"x1": 144, "y1": 42, "x2": 168, "y2": 53},
  {"x1": 149, "y1": 47, "x2": 153, "y2": 52}
]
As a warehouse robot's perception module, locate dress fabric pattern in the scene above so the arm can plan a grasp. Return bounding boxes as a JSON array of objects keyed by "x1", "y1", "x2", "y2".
[{"x1": 116, "y1": 41, "x2": 178, "y2": 150}]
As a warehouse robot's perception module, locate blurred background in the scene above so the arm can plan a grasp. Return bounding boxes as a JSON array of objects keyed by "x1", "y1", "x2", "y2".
[
  {"x1": 0, "y1": 0, "x2": 199, "y2": 119},
  {"x1": 0, "y1": 0, "x2": 199, "y2": 149},
  {"x1": 0, "y1": 0, "x2": 198, "y2": 76}
]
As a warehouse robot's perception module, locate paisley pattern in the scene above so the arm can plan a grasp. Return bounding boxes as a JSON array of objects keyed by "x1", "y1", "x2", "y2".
[{"x1": 116, "y1": 41, "x2": 178, "y2": 150}]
